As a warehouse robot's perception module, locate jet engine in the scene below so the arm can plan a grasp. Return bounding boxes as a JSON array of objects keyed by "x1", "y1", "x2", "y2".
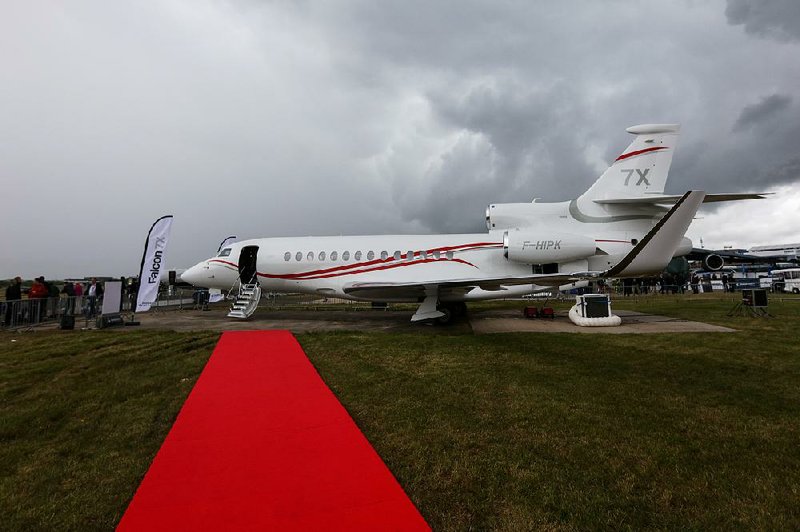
[
  {"x1": 702, "y1": 253, "x2": 725, "y2": 271},
  {"x1": 503, "y1": 231, "x2": 596, "y2": 264}
]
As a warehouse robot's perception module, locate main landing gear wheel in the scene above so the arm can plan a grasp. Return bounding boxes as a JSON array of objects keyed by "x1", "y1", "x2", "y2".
[
  {"x1": 435, "y1": 306, "x2": 452, "y2": 325},
  {"x1": 451, "y1": 302, "x2": 467, "y2": 317},
  {"x1": 435, "y1": 302, "x2": 467, "y2": 325}
]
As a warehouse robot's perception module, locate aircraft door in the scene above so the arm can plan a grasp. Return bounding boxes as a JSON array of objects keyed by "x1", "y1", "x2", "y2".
[{"x1": 238, "y1": 246, "x2": 259, "y2": 285}]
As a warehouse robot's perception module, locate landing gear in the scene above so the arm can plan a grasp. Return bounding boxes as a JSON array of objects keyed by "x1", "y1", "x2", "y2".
[
  {"x1": 410, "y1": 290, "x2": 467, "y2": 325},
  {"x1": 435, "y1": 306, "x2": 452, "y2": 325},
  {"x1": 434, "y1": 302, "x2": 467, "y2": 325}
]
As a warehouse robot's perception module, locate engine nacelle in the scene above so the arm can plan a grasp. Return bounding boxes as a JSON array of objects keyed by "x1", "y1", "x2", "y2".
[
  {"x1": 503, "y1": 231, "x2": 596, "y2": 264},
  {"x1": 487, "y1": 203, "x2": 537, "y2": 230},
  {"x1": 703, "y1": 253, "x2": 724, "y2": 271}
]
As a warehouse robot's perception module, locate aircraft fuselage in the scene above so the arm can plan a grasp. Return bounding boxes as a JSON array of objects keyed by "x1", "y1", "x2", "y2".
[{"x1": 183, "y1": 202, "x2": 669, "y2": 302}]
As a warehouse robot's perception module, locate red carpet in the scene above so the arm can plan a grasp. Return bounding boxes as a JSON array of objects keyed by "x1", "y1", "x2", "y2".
[{"x1": 118, "y1": 330, "x2": 429, "y2": 531}]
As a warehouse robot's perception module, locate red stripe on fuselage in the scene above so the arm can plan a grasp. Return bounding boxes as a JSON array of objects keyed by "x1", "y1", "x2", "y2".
[
  {"x1": 209, "y1": 259, "x2": 238, "y2": 269},
  {"x1": 614, "y1": 146, "x2": 668, "y2": 162},
  {"x1": 208, "y1": 241, "x2": 502, "y2": 280},
  {"x1": 259, "y1": 257, "x2": 477, "y2": 280},
  {"x1": 271, "y1": 243, "x2": 499, "y2": 278}
]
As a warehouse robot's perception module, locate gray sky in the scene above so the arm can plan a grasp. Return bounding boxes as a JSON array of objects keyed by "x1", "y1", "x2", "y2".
[{"x1": 2, "y1": 0, "x2": 799, "y2": 279}]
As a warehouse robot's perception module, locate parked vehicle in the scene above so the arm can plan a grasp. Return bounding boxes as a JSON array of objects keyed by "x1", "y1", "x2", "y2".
[{"x1": 770, "y1": 268, "x2": 800, "y2": 294}]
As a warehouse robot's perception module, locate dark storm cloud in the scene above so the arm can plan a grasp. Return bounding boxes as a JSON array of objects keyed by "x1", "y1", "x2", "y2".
[
  {"x1": 671, "y1": 99, "x2": 800, "y2": 195},
  {"x1": 398, "y1": 80, "x2": 597, "y2": 232},
  {"x1": 726, "y1": 0, "x2": 800, "y2": 41},
  {"x1": 2, "y1": 0, "x2": 800, "y2": 277},
  {"x1": 733, "y1": 94, "x2": 793, "y2": 131},
  {"x1": 765, "y1": 156, "x2": 800, "y2": 183},
  {"x1": 338, "y1": 1, "x2": 800, "y2": 232}
]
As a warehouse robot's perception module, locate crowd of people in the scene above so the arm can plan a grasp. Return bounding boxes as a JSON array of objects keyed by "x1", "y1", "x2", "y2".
[
  {"x1": 589, "y1": 272, "x2": 744, "y2": 297},
  {"x1": 2, "y1": 276, "x2": 138, "y2": 327}
]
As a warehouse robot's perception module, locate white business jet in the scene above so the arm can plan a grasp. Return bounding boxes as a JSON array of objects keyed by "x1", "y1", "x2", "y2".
[{"x1": 182, "y1": 124, "x2": 765, "y2": 322}]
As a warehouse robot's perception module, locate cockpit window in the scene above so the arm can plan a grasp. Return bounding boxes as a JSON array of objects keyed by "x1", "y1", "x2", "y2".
[{"x1": 218, "y1": 248, "x2": 232, "y2": 257}]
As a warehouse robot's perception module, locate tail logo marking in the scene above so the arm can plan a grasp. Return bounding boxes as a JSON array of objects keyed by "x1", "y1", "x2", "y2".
[
  {"x1": 622, "y1": 168, "x2": 650, "y2": 186},
  {"x1": 614, "y1": 146, "x2": 668, "y2": 162}
]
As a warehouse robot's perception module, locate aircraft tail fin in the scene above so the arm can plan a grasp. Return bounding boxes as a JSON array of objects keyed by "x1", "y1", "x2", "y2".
[
  {"x1": 580, "y1": 124, "x2": 681, "y2": 203},
  {"x1": 605, "y1": 190, "x2": 705, "y2": 277}
]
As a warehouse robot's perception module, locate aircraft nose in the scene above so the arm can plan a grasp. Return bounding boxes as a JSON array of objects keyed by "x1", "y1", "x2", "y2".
[{"x1": 182, "y1": 261, "x2": 209, "y2": 287}]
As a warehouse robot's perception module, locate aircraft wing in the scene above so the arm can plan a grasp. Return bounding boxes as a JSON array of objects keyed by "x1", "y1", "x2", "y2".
[
  {"x1": 345, "y1": 191, "x2": 706, "y2": 309},
  {"x1": 593, "y1": 192, "x2": 769, "y2": 205},
  {"x1": 687, "y1": 248, "x2": 761, "y2": 261},
  {"x1": 342, "y1": 273, "x2": 588, "y2": 300}
]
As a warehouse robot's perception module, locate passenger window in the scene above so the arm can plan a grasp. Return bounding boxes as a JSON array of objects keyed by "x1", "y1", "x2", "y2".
[
  {"x1": 307, "y1": 251, "x2": 314, "y2": 261},
  {"x1": 343, "y1": 251, "x2": 350, "y2": 261},
  {"x1": 331, "y1": 251, "x2": 338, "y2": 261},
  {"x1": 381, "y1": 251, "x2": 388, "y2": 260},
  {"x1": 295, "y1": 252, "x2": 302, "y2": 261},
  {"x1": 355, "y1": 251, "x2": 362, "y2": 261},
  {"x1": 393, "y1": 251, "x2": 401, "y2": 260},
  {"x1": 433, "y1": 251, "x2": 441, "y2": 259},
  {"x1": 284, "y1": 252, "x2": 291, "y2": 261},
  {"x1": 319, "y1": 251, "x2": 326, "y2": 261},
  {"x1": 446, "y1": 251, "x2": 454, "y2": 259},
  {"x1": 421, "y1": 251, "x2": 428, "y2": 259},
  {"x1": 368, "y1": 251, "x2": 375, "y2": 260},
  {"x1": 218, "y1": 248, "x2": 232, "y2": 257},
  {"x1": 406, "y1": 250, "x2": 414, "y2": 260}
]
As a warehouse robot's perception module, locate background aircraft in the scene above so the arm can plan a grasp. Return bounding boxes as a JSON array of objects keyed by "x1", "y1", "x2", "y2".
[
  {"x1": 182, "y1": 124, "x2": 766, "y2": 323},
  {"x1": 687, "y1": 246, "x2": 796, "y2": 273}
]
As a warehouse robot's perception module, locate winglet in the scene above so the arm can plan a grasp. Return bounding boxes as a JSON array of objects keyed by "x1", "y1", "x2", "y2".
[{"x1": 605, "y1": 190, "x2": 706, "y2": 277}]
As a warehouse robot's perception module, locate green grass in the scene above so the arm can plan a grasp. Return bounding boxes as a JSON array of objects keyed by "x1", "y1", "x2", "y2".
[
  {"x1": 299, "y1": 296, "x2": 800, "y2": 530},
  {"x1": 1, "y1": 297, "x2": 800, "y2": 529},
  {"x1": 0, "y1": 331, "x2": 219, "y2": 530}
]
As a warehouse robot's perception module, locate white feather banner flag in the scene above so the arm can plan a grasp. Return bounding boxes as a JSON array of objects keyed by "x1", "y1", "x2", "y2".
[{"x1": 135, "y1": 215, "x2": 174, "y2": 313}]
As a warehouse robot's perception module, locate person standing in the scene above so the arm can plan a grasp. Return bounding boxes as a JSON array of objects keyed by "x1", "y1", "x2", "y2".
[
  {"x1": 44, "y1": 277, "x2": 59, "y2": 318},
  {"x1": 29, "y1": 277, "x2": 48, "y2": 323},
  {"x1": 61, "y1": 282, "x2": 76, "y2": 315},
  {"x1": 86, "y1": 278, "x2": 103, "y2": 318},
  {"x1": 4, "y1": 277, "x2": 22, "y2": 326},
  {"x1": 119, "y1": 276, "x2": 128, "y2": 311},
  {"x1": 128, "y1": 277, "x2": 139, "y2": 310},
  {"x1": 73, "y1": 281, "x2": 84, "y2": 315}
]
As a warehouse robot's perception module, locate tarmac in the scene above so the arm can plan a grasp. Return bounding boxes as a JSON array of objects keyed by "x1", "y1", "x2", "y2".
[
  {"x1": 469, "y1": 309, "x2": 735, "y2": 334},
  {"x1": 125, "y1": 305, "x2": 736, "y2": 334}
]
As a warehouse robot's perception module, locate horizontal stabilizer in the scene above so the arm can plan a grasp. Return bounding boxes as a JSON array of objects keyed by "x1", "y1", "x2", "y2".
[{"x1": 594, "y1": 192, "x2": 770, "y2": 205}]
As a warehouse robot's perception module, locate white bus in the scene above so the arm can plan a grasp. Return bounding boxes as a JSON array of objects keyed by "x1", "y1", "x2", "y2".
[{"x1": 771, "y1": 268, "x2": 800, "y2": 294}]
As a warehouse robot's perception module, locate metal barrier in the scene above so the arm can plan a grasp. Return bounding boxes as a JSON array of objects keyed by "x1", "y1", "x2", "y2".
[
  {"x1": 1, "y1": 296, "x2": 89, "y2": 330},
  {"x1": 0, "y1": 288, "x2": 217, "y2": 330}
]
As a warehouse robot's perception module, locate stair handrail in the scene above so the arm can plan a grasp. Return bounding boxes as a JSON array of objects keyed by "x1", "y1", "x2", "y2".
[{"x1": 225, "y1": 276, "x2": 241, "y2": 300}]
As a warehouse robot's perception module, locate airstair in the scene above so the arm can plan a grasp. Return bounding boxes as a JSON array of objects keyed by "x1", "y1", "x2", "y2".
[{"x1": 227, "y1": 280, "x2": 261, "y2": 319}]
